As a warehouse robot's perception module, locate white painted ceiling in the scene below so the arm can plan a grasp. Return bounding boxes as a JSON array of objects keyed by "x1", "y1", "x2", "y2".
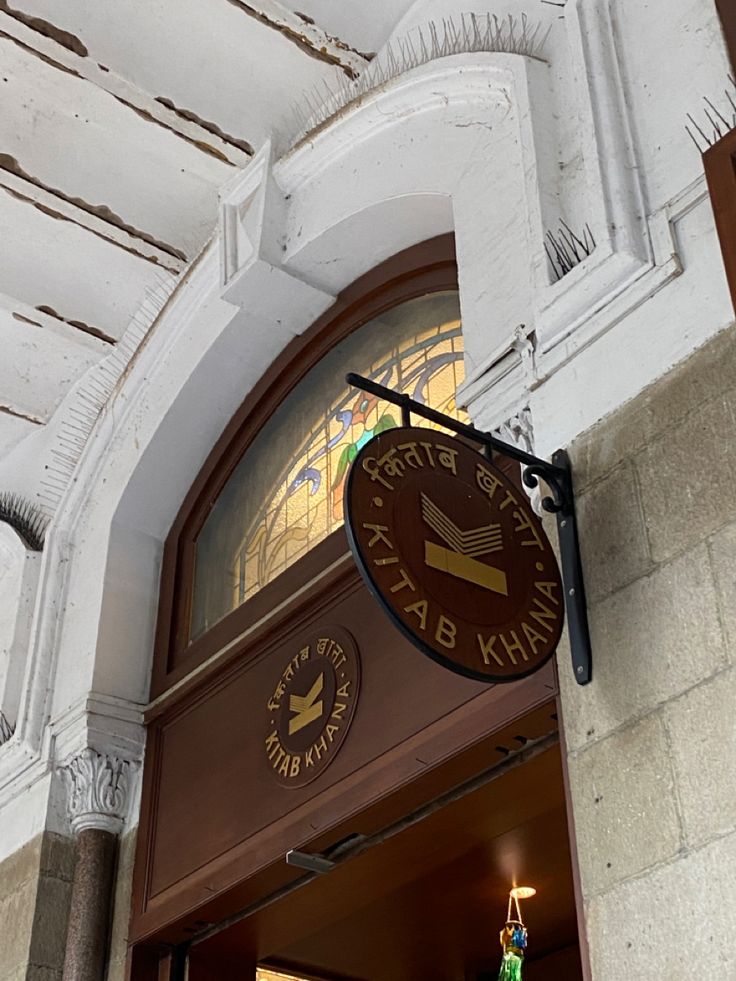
[{"x1": 0, "y1": 0, "x2": 415, "y2": 456}]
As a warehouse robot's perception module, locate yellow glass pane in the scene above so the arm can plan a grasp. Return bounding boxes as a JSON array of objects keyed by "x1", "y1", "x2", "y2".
[
  {"x1": 191, "y1": 291, "x2": 464, "y2": 641},
  {"x1": 256, "y1": 971, "x2": 314, "y2": 981}
]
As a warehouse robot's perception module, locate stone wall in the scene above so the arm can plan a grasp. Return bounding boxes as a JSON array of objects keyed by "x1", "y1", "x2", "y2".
[
  {"x1": 0, "y1": 833, "x2": 74, "y2": 981},
  {"x1": 107, "y1": 830, "x2": 137, "y2": 981},
  {"x1": 559, "y1": 323, "x2": 736, "y2": 978}
]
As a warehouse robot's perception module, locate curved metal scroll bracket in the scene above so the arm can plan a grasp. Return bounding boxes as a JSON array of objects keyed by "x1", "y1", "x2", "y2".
[{"x1": 522, "y1": 465, "x2": 566, "y2": 514}]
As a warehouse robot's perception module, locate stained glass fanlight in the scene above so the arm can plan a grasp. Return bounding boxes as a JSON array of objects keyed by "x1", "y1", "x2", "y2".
[{"x1": 189, "y1": 290, "x2": 464, "y2": 641}]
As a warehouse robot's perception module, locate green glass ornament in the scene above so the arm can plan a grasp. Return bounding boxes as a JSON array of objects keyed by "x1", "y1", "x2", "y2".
[
  {"x1": 497, "y1": 888, "x2": 533, "y2": 981},
  {"x1": 497, "y1": 920, "x2": 527, "y2": 981}
]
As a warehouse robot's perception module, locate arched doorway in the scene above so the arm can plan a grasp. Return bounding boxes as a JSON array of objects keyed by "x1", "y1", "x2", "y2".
[{"x1": 128, "y1": 239, "x2": 584, "y2": 981}]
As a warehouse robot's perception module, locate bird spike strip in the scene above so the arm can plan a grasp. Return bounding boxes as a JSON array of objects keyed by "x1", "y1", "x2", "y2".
[
  {"x1": 0, "y1": 491, "x2": 49, "y2": 551},
  {"x1": 686, "y1": 75, "x2": 736, "y2": 152},
  {"x1": 0, "y1": 711, "x2": 14, "y2": 746},
  {"x1": 288, "y1": 13, "x2": 551, "y2": 150},
  {"x1": 545, "y1": 219, "x2": 596, "y2": 281},
  {"x1": 39, "y1": 277, "x2": 173, "y2": 515}
]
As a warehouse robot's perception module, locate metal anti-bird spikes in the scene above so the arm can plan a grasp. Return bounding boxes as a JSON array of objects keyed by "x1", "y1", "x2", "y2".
[
  {"x1": 686, "y1": 75, "x2": 736, "y2": 151},
  {"x1": 288, "y1": 13, "x2": 551, "y2": 148}
]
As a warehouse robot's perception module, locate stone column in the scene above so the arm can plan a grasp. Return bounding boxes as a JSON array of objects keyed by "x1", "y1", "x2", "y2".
[{"x1": 62, "y1": 750, "x2": 130, "y2": 981}]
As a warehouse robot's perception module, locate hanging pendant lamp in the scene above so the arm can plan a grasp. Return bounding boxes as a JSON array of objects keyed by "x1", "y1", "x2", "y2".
[{"x1": 497, "y1": 886, "x2": 535, "y2": 981}]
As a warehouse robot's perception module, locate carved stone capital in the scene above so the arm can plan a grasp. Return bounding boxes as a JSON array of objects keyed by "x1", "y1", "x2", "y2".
[{"x1": 64, "y1": 749, "x2": 129, "y2": 835}]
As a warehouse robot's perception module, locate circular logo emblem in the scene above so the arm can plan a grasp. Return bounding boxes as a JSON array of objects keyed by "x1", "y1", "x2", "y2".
[
  {"x1": 265, "y1": 626, "x2": 360, "y2": 787},
  {"x1": 345, "y1": 427, "x2": 564, "y2": 683}
]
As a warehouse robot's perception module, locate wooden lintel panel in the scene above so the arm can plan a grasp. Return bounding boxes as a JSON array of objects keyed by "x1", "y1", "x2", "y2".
[{"x1": 130, "y1": 567, "x2": 558, "y2": 943}]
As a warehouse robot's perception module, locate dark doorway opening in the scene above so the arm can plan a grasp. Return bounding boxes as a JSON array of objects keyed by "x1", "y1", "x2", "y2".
[{"x1": 192, "y1": 709, "x2": 583, "y2": 981}]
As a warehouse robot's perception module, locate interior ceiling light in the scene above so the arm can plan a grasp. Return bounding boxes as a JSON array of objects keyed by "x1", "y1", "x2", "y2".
[{"x1": 509, "y1": 886, "x2": 537, "y2": 900}]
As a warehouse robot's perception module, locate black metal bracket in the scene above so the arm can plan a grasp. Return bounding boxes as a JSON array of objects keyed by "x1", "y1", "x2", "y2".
[{"x1": 346, "y1": 372, "x2": 592, "y2": 685}]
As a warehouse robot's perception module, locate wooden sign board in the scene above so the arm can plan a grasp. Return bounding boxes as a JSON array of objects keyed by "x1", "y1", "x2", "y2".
[{"x1": 345, "y1": 427, "x2": 564, "y2": 682}]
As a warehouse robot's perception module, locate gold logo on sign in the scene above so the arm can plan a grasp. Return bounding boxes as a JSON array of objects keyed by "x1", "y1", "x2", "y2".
[
  {"x1": 421, "y1": 493, "x2": 508, "y2": 595},
  {"x1": 264, "y1": 629, "x2": 361, "y2": 788},
  {"x1": 288, "y1": 672, "x2": 324, "y2": 735}
]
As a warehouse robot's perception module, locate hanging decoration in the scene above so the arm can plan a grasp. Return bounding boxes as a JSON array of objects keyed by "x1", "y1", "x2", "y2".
[{"x1": 497, "y1": 887, "x2": 536, "y2": 981}]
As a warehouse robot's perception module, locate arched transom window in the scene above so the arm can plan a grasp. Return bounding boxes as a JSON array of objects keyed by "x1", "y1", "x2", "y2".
[{"x1": 190, "y1": 290, "x2": 464, "y2": 641}]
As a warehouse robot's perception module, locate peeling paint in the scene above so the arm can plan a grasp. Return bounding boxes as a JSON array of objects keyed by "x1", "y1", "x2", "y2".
[
  {"x1": 0, "y1": 0, "x2": 88, "y2": 56},
  {"x1": 0, "y1": 403, "x2": 44, "y2": 425},
  {"x1": 35, "y1": 305, "x2": 115, "y2": 345},
  {"x1": 223, "y1": 0, "x2": 361, "y2": 78},
  {"x1": 111, "y1": 93, "x2": 236, "y2": 166},
  {"x1": 0, "y1": 160, "x2": 184, "y2": 271},
  {"x1": 12, "y1": 312, "x2": 43, "y2": 328},
  {"x1": 1, "y1": 178, "x2": 180, "y2": 271},
  {"x1": 155, "y1": 97, "x2": 254, "y2": 155},
  {"x1": 0, "y1": 26, "x2": 81, "y2": 76},
  {"x1": 0, "y1": 29, "x2": 238, "y2": 168}
]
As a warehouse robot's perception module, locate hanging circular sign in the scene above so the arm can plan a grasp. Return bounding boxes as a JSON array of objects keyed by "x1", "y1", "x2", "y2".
[
  {"x1": 264, "y1": 626, "x2": 360, "y2": 788},
  {"x1": 345, "y1": 427, "x2": 564, "y2": 683}
]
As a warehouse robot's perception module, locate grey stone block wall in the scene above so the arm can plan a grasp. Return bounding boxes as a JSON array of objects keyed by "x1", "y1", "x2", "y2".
[
  {"x1": 7, "y1": 330, "x2": 736, "y2": 981},
  {"x1": 0, "y1": 833, "x2": 75, "y2": 981},
  {"x1": 559, "y1": 324, "x2": 736, "y2": 979}
]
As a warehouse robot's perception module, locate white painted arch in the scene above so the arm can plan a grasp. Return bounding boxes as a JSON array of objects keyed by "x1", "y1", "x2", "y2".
[{"x1": 0, "y1": 51, "x2": 553, "y2": 802}]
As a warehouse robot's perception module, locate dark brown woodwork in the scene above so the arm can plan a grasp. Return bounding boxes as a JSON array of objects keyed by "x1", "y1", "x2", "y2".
[
  {"x1": 131, "y1": 561, "x2": 559, "y2": 942},
  {"x1": 346, "y1": 427, "x2": 563, "y2": 682},
  {"x1": 126, "y1": 945, "x2": 160, "y2": 981},
  {"x1": 705, "y1": 129, "x2": 736, "y2": 315},
  {"x1": 188, "y1": 743, "x2": 581, "y2": 981},
  {"x1": 717, "y1": 0, "x2": 736, "y2": 72},
  {"x1": 187, "y1": 947, "x2": 251, "y2": 981},
  {"x1": 152, "y1": 236, "x2": 459, "y2": 696}
]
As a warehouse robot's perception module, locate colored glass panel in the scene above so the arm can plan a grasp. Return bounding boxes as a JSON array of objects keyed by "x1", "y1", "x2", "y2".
[
  {"x1": 190, "y1": 291, "x2": 464, "y2": 641},
  {"x1": 256, "y1": 971, "x2": 313, "y2": 981}
]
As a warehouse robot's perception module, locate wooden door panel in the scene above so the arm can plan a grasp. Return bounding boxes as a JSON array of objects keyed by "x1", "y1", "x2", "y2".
[{"x1": 149, "y1": 574, "x2": 489, "y2": 896}]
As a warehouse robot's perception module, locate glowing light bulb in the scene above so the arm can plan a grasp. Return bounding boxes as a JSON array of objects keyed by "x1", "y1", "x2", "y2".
[{"x1": 510, "y1": 886, "x2": 536, "y2": 900}]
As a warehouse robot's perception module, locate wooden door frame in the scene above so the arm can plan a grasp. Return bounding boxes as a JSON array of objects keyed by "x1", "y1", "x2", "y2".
[
  {"x1": 705, "y1": 129, "x2": 736, "y2": 314},
  {"x1": 717, "y1": 0, "x2": 736, "y2": 73},
  {"x1": 128, "y1": 683, "x2": 576, "y2": 980},
  {"x1": 130, "y1": 235, "x2": 590, "y2": 981}
]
